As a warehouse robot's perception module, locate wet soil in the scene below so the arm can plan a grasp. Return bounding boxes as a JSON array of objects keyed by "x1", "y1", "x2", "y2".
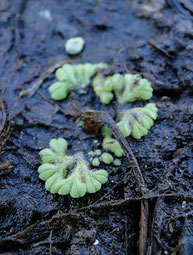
[{"x1": 0, "y1": 0, "x2": 193, "y2": 254}]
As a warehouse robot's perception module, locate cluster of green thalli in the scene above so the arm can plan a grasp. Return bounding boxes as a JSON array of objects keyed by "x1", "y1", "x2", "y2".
[{"x1": 38, "y1": 63, "x2": 158, "y2": 198}]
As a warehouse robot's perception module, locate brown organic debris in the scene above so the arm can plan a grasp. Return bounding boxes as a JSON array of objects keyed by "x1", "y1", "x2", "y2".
[
  {"x1": 0, "y1": 162, "x2": 12, "y2": 177},
  {"x1": 0, "y1": 99, "x2": 11, "y2": 151}
]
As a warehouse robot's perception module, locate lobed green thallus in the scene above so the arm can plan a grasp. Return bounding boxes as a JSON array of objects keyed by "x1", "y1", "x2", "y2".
[
  {"x1": 92, "y1": 73, "x2": 153, "y2": 104},
  {"x1": 102, "y1": 126, "x2": 125, "y2": 157},
  {"x1": 101, "y1": 103, "x2": 158, "y2": 155},
  {"x1": 45, "y1": 63, "x2": 158, "y2": 199},
  {"x1": 49, "y1": 63, "x2": 153, "y2": 106},
  {"x1": 49, "y1": 63, "x2": 107, "y2": 100},
  {"x1": 38, "y1": 138, "x2": 108, "y2": 198},
  {"x1": 117, "y1": 103, "x2": 158, "y2": 139}
]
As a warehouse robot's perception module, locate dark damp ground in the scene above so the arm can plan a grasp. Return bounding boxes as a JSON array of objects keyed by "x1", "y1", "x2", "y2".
[{"x1": 0, "y1": 0, "x2": 193, "y2": 254}]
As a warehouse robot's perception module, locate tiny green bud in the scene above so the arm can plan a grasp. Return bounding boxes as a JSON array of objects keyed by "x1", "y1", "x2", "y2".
[
  {"x1": 88, "y1": 151, "x2": 95, "y2": 157},
  {"x1": 95, "y1": 149, "x2": 102, "y2": 156},
  {"x1": 77, "y1": 120, "x2": 84, "y2": 128},
  {"x1": 92, "y1": 158, "x2": 100, "y2": 167},
  {"x1": 101, "y1": 126, "x2": 112, "y2": 137},
  {"x1": 65, "y1": 37, "x2": 85, "y2": 55},
  {"x1": 101, "y1": 153, "x2": 113, "y2": 164},
  {"x1": 113, "y1": 159, "x2": 121, "y2": 166},
  {"x1": 100, "y1": 92, "x2": 114, "y2": 104}
]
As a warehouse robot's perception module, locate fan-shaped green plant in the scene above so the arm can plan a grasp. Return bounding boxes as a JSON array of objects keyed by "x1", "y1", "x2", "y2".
[
  {"x1": 55, "y1": 157, "x2": 108, "y2": 198},
  {"x1": 101, "y1": 103, "x2": 158, "y2": 156},
  {"x1": 117, "y1": 103, "x2": 158, "y2": 139},
  {"x1": 115, "y1": 74, "x2": 153, "y2": 104},
  {"x1": 43, "y1": 62, "x2": 158, "y2": 198},
  {"x1": 49, "y1": 63, "x2": 107, "y2": 100},
  {"x1": 38, "y1": 138, "x2": 108, "y2": 198},
  {"x1": 100, "y1": 152, "x2": 114, "y2": 164},
  {"x1": 92, "y1": 73, "x2": 153, "y2": 104}
]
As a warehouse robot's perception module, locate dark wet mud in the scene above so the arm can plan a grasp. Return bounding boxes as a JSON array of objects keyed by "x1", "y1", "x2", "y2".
[{"x1": 0, "y1": 0, "x2": 193, "y2": 254}]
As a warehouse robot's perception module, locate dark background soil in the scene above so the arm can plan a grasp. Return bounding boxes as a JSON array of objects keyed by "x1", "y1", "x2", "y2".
[{"x1": 0, "y1": 0, "x2": 192, "y2": 254}]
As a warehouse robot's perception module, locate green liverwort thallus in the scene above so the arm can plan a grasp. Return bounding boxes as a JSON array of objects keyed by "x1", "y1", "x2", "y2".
[
  {"x1": 38, "y1": 138, "x2": 108, "y2": 198},
  {"x1": 49, "y1": 63, "x2": 107, "y2": 100},
  {"x1": 92, "y1": 73, "x2": 153, "y2": 104},
  {"x1": 101, "y1": 103, "x2": 158, "y2": 156}
]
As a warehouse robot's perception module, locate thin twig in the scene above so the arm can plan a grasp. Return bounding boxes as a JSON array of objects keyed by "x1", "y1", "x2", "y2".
[
  {"x1": 1, "y1": 194, "x2": 192, "y2": 249},
  {"x1": 0, "y1": 98, "x2": 6, "y2": 133},
  {"x1": 83, "y1": 167, "x2": 133, "y2": 208},
  {"x1": 74, "y1": 193, "x2": 193, "y2": 212},
  {"x1": 0, "y1": 99, "x2": 12, "y2": 151},
  {"x1": 14, "y1": 0, "x2": 28, "y2": 58},
  {"x1": 49, "y1": 230, "x2": 53, "y2": 255},
  {"x1": 81, "y1": 109, "x2": 149, "y2": 255},
  {"x1": 148, "y1": 41, "x2": 172, "y2": 59},
  {"x1": 81, "y1": 110, "x2": 147, "y2": 192}
]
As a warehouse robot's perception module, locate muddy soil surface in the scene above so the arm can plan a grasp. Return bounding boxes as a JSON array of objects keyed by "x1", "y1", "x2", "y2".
[{"x1": 0, "y1": 0, "x2": 193, "y2": 254}]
